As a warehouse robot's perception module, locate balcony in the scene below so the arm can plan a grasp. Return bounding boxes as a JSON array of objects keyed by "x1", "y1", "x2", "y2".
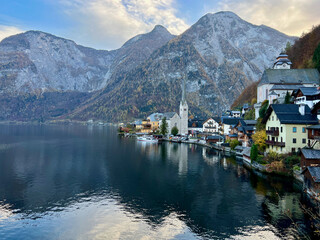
[
  {"x1": 266, "y1": 128, "x2": 279, "y2": 136},
  {"x1": 266, "y1": 140, "x2": 285, "y2": 147}
]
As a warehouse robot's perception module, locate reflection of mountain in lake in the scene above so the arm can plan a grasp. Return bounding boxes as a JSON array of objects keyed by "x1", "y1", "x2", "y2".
[{"x1": 0, "y1": 125, "x2": 311, "y2": 239}]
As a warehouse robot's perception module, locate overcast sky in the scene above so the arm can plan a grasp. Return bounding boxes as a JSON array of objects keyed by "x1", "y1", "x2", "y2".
[{"x1": 0, "y1": 0, "x2": 319, "y2": 50}]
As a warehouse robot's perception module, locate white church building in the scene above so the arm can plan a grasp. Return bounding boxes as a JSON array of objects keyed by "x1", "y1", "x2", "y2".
[{"x1": 254, "y1": 53, "x2": 320, "y2": 119}]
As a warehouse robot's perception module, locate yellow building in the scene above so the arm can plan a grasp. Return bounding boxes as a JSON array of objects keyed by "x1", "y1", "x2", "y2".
[
  {"x1": 140, "y1": 119, "x2": 152, "y2": 134},
  {"x1": 147, "y1": 113, "x2": 162, "y2": 131},
  {"x1": 262, "y1": 104, "x2": 318, "y2": 154}
]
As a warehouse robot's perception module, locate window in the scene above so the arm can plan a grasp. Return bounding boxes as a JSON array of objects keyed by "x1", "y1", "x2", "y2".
[
  {"x1": 292, "y1": 148, "x2": 296, "y2": 153},
  {"x1": 312, "y1": 129, "x2": 315, "y2": 135},
  {"x1": 281, "y1": 137, "x2": 283, "y2": 142},
  {"x1": 272, "y1": 116, "x2": 274, "y2": 121},
  {"x1": 281, "y1": 127, "x2": 283, "y2": 133},
  {"x1": 293, "y1": 138, "x2": 296, "y2": 143},
  {"x1": 302, "y1": 138, "x2": 306, "y2": 144},
  {"x1": 302, "y1": 127, "x2": 306, "y2": 133},
  {"x1": 293, "y1": 127, "x2": 297, "y2": 133}
]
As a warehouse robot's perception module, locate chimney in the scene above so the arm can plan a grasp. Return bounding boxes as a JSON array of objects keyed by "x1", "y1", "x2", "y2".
[{"x1": 299, "y1": 103, "x2": 306, "y2": 116}]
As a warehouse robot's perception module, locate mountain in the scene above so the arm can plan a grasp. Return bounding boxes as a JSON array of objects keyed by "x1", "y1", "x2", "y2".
[
  {"x1": 0, "y1": 26, "x2": 174, "y2": 95},
  {"x1": 67, "y1": 11, "x2": 296, "y2": 122}
]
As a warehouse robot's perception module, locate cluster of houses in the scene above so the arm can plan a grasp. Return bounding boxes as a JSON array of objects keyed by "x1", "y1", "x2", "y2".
[{"x1": 132, "y1": 52, "x2": 320, "y2": 199}]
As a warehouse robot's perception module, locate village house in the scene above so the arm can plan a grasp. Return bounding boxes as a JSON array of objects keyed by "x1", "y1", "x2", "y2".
[
  {"x1": 235, "y1": 120, "x2": 256, "y2": 147},
  {"x1": 302, "y1": 166, "x2": 320, "y2": 197},
  {"x1": 292, "y1": 87, "x2": 320, "y2": 109},
  {"x1": 254, "y1": 53, "x2": 320, "y2": 119},
  {"x1": 147, "y1": 113, "x2": 163, "y2": 131},
  {"x1": 202, "y1": 117, "x2": 220, "y2": 133},
  {"x1": 300, "y1": 148, "x2": 320, "y2": 171},
  {"x1": 262, "y1": 104, "x2": 318, "y2": 154},
  {"x1": 307, "y1": 125, "x2": 320, "y2": 149},
  {"x1": 220, "y1": 117, "x2": 242, "y2": 136},
  {"x1": 241, "y1": 103, "x2": 250, "y2": 116},
  {"x1": 188, "y1": 119, "x2": 204, "y2": 135},
  {"x1": 140, "y1": 119, "x2": 153, "y2": 134}
]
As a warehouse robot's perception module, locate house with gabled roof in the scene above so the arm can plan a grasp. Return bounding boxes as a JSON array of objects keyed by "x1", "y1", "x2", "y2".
[
  {"x1": 202, "y1": 117, "x2": 220, "y2": 133},
  {"x1": 300, "y1": 148, "x2": 320, "y2": 171},
  {"x1": 262, "y1": 104, "x2": 318, "y2": 154},
  {"x1": 292, "y1": 87, "x2": 320, "y2": 109}
]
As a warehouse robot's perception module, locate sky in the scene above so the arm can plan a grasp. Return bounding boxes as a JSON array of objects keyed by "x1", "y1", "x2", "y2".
[{"x1": 0, "y1": 0, "x2": 319, "y2": 50}]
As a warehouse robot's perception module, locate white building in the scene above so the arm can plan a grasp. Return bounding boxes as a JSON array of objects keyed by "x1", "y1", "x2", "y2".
[
  {"x1": 254, "y1": 53, "x2": 320, "y2": 119},
  {"x1": 202, "y1": 117, "x2": 220, "y2": 133}
]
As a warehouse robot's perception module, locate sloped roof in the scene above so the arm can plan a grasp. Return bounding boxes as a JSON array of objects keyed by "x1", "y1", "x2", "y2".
[
  {"x1": 306, "y1": 167, "x2": 320, "y2": 183},
  {"x1": 298, "y1": 87, "x2": 320, "y2": 96},
  {"x1": 242, "y1": 148, "x2": 251, "y2": 157},
  {"x1": 270, "y1": 84, "x2": 303, "y2": 91},
  {"x1": 162, "y1": 112, "x2": 178, "y2": 119},
  {"x1": 262, "y1": 104, "x2": 318, "y2": 124},
  {"x1": 188, "y1": 119, "x2": 204, "y2": 128},
  {"x1": 148, "y1": 113, "x2": 163, "y2": 122},
  {"x1": 221, "y1": 117, "x2": 242, "y2": 126},
  {"x1": 307, "y1": 125, "x2": 320, "y2": 129},
  {"x1": 269, "y1": 90, "x2": 278, "y2": 96},
  {"x1": 243, "y1": 120, "x2": 257, "y2": 126},
  {"x1": 301, "y1": 148, "x2": 320, "y2": 159},
  {"x1": 258, "y1": 69, "x2": 320, "y2": 87}
]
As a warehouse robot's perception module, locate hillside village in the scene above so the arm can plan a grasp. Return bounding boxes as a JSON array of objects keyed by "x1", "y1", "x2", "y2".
[{"x1": 122, "y1": 52, "x2": 320, "y2": 202}]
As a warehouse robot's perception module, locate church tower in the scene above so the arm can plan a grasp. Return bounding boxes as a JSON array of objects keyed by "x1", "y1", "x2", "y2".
[
  {"x1": 179, "y1": 76, "x2": 188, "y2": 135},
  {"x1": 273, "y1": 52, "x2": 292, "y2": 69}
]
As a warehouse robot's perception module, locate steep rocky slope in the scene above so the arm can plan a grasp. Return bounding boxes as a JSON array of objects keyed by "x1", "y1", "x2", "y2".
[
  {"x1": 68, "y1": 11, "x2": 296, "y2": 122},
  {"x1": 0, "y1": 26, "x2": 174, "y2": 94}
]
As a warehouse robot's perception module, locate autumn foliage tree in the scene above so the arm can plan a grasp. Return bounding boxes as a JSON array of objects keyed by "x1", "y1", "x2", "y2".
[{"x1": 252, "y1": 130, "x2": 267, "y2": 152}]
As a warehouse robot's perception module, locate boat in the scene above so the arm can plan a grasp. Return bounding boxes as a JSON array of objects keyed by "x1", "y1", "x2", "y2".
[{"x1": 137, "y1": 136, "x2": 158, "y2": 143}]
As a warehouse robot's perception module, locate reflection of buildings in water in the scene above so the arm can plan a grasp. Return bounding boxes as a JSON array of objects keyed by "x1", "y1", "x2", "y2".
[
  {"x1": 136, "y1": 142, "x2": 188, "y2": 175},
  {"x1": 166, "y1": 143, "x2": 188, "y2": 175},
  {"x1": 202, "y1": 148, "x2": 220, "y2": 166}
]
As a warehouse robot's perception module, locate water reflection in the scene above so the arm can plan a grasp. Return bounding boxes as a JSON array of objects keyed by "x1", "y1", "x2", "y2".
[{"x1": 0, "y1": 125, "x2": 314, "y2": 239}]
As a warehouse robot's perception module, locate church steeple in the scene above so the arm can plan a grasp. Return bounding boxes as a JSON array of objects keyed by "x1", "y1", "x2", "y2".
[
  {"x1": 179, "y1": 75, "x2": 188, "y2": 135},
  {"x1": 181, "y1": 75, "x2": 186, "y2": 104}
]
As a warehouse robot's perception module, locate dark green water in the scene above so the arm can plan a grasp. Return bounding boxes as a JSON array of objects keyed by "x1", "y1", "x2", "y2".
[{"x1": 0, "y1": 124, "x2": 315, "y2": 239}]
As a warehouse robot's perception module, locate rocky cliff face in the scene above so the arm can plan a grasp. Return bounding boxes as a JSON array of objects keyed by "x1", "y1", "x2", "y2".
[
  {"x1": 0, "y1": 11, "x2": 296, "y2": 122},
  {"x1": 68, "y1": 11, "x2": 296, "y2": 122},
  {"x1": 0, "y1": 26, "x2": 174, "y2": 94}
]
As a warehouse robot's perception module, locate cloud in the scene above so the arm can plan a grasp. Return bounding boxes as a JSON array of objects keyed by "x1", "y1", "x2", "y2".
[
  {"x1": 57, "y1": 0, "x2": 189, "y2": 50},
  {"x1": 215, "y1": 0, "x2": 320, "y2": 37},
  {"x1": 0, "y1": 25, "x2": 23, "y2": 42}
]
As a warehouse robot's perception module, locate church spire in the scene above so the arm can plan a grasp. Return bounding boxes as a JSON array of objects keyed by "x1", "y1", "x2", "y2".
[{"x1": 181, "y1": 75, "x2": 186, "y2": 104}]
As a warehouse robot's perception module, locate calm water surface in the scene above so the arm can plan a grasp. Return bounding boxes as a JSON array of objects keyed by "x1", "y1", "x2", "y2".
[{"x1": 0, "y1": 124, "x2": 315, "y2": 239}]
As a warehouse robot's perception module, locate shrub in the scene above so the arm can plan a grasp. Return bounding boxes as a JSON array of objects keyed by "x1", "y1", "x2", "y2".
[{"x1": 230, "y1": 139, "x2": 240, "y2": 149}]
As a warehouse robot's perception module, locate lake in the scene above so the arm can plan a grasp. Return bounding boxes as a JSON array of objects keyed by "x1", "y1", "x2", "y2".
[{"x1": 0, "y1": 124, "x2": 315, "y2": 239}]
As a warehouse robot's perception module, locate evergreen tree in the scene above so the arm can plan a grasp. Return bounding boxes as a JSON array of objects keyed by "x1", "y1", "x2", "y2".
[
  {"x1": 259, "y1": 100, "x2": 269, "y2": 119},
  {"x1": 250, "y1": 144, "x2": 258, "y2": 162},
  {"x1": 160, "y1": 117, "x2": 168, "y2": 136},
  {"x1": 313, "y1": 43, "x2": 320, "y2": 72},
  {"x1": 285, "y1": 91, "x2": 291, "y2": 104},
  {"x1": 171, "y1": 126, "x2": 179, "y2": 136}
]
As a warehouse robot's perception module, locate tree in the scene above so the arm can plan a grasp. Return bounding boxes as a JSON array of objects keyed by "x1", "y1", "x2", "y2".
[
  {"x1": 285, "y1": 41, "x2": 292, "y2": 53},
  {"x1": 259, "y1": 100, "x2": 269, "y2": 119},
  {"x1": 285, "y1": 91, "x2": 292, "y2": 104},
  {"x1": 250, "y1": 144, "x2": 258, "y2": 162},
  {"x1": 160, "y1": 117, "x2": 168, "y2": 136},
  {"x1": 244, "y1": 108, "x2": 255, "y2": 120},
  {"x1": 252, "y1": 130, "x2": 267, "y2": 152},
  {"x1": 171, "y1": 126, "x2": 179, "y2": 136},
  {"x1": 313, "y1": 42, "x2": 320, "y2": 72},
  {"x1": 230, "y1": 139, "x2": 240, "y2": 150}
]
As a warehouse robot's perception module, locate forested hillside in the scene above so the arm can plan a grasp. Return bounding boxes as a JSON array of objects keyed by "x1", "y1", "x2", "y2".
[{"x1": 286, "y1": 25, "x2": 320, "y2": 69}]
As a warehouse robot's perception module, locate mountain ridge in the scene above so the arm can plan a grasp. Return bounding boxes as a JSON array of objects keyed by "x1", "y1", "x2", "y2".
[{"x1": 0, "y1": 11, "x2": 296, "y2": 122}]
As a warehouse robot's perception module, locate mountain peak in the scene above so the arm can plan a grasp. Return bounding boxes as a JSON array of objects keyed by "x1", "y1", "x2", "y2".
[{"x1": 204, "y1": 11, "x2": 241, "y2": 20}]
